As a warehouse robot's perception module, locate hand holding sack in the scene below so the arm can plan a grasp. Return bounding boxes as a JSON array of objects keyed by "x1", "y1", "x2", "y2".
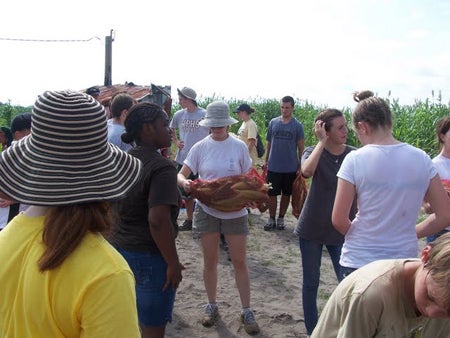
[
  {"x1": 190, "y1": 168, "x2": 269, "y2": 212},
  {"x1": 441, "y1": 179, "x2": 450, "y2": 198},
  {"x1": 441, "y1": 179, "x2": 450, "y2": 191},
  {"x1": 291, "y1": 173, "x2": 308, "y2": 219}
]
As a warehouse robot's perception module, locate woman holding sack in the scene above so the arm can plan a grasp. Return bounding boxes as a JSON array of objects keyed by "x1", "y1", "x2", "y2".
[
  {"x1": 294, "y1": 108, "x2": 356, "y2": 337},
  {"x1": 177, "y1": 101, "x2": 260, "y2": 335}
]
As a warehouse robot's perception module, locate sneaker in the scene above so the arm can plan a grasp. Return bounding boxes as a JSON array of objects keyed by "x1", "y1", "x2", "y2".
[
  {"x1": 179, "y1": 219, "x2": 192, "y2": 231},
  {"x1": 276, "y1": 217, "x2": 285, "y2": 230},
  {"x1": 240, "y1": 308, "x2": 260, "y2": 335},
  {"x1": 264, "y1": 218, "x2": 276, "y2": 231},
  {"x1": 192, "y1": 230, "x2": 200, "y2": 240},
  {"x1": 202, "y1": 303, "x2": 219, "y2": 327}
]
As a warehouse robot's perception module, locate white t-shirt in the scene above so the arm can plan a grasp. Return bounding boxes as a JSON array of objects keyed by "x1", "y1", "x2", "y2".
[
  {"x1": 432, "y1": 153, "x2": 450, "y2": 231},
  {"x1": 337, "y1": 143, "x2": 436, "y2": 268},
  {"x1": 184, "y1": 134, "x2": 252, "y2": 219}
]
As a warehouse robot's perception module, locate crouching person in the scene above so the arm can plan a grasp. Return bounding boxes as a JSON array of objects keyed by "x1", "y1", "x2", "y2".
[{"x1": 312, "y1": 233, "x2": 450, "y2": 337}]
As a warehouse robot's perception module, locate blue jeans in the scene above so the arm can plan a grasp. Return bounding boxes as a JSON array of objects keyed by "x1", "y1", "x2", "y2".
[
  {"x1": 299, "y1": 237, "x2": 342, "y2": 335},
  {"x1": 426, "y1": 229, "x2": 450, "y2": 243},
  {"x1": 340, "y1": 265, "x2": 358, "y2": 279},
  {"x1": 116, "y1": 249, "x2": 176, "y2": 327}
]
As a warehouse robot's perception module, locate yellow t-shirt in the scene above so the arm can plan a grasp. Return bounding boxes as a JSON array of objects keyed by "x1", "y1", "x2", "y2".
[
  {"x1": 237, "y1": 118, "x2": 260, "y2": 166},
  {"x1": 0, "y1": 213, "x2": 140, "y2": 338}
]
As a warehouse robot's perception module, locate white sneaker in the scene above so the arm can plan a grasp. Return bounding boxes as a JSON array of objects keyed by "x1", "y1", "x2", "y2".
[
  {"x1": 240, "y1": 308, "x2": 260, "y2": 334},
  {"x1": 202, "y1": 303, "x2": 219, "y2": 327}
]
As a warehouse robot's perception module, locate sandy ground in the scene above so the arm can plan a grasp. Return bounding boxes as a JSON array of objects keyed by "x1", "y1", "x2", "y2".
[{"x1": 165, "y1": 205, "x2": 340, "y2": 338}]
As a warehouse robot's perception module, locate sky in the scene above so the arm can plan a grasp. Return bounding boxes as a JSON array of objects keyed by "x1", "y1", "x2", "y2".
[{"x1": 1, "y1": 0, "x2": 449, "y2": 109}]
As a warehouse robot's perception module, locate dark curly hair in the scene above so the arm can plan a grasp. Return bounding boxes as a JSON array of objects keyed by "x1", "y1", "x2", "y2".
[{"x1": 121, "y1": 102, "x2": 167, "y2": 145}]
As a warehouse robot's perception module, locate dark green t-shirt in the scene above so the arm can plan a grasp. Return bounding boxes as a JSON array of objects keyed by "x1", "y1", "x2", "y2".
[{"x1": 111, "y1": 146, "x2": 181, "y2": 253}]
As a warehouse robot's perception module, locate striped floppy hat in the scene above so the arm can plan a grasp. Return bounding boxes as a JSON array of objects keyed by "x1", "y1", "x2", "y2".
[{"x1": 0, "y1": 90, "x2": 142, "y2": 206}]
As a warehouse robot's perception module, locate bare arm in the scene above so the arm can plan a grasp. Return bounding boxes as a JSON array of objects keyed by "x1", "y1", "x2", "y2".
[
  {"x1": 148, "y1": 204, "x2": 184, "y2": 291},
  {"x1": 264, "y1": 141, "x2": 271, "y2": 168},
  {"x1": 248, "y1": 138, "x2": 256, "y2": 153},
  {"x1": 332, "y1": 178, "x2": 356, "y2": 235},
  {"x1": 171, "y1": 127, "x2": 184, "y2": 150},
  {"x1": 171, "y1": 128, "x2": 178, "y2": 143},
  {"x1": 177, "y1": 164, "x2": 193, "y2": 193},
  {"x1": 297, "y1": 138, "x2": 305, "y2": 174},
  {"x1": 416, "y1": 175, "x2": 450, "y2": 238},
  {"x1": 302, "y1": 120, "x2": 328, "y2": 178}
]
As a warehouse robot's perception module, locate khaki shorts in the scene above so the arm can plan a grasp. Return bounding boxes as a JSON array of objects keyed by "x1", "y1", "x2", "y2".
[{"x1": 193, "y1": 204, "x2": 249, "y2": 235}]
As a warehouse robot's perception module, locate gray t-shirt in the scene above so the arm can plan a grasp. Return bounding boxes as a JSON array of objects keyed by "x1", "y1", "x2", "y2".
[
  {"x1": 294, "y1": 145, "x2": 356, "y2": 245},
  {"x1": 170, "y1": 107, "x2": 209, "y2": 164}
]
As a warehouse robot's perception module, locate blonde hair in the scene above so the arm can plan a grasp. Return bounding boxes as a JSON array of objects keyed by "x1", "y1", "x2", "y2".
[{"x1": 425, "y1": 232, "x2": 450, "y2": 313}]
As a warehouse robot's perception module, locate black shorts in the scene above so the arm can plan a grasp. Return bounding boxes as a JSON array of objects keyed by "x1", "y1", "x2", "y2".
[{"x1": 266, "y1": 171, "x2": 297, "y2": 196}]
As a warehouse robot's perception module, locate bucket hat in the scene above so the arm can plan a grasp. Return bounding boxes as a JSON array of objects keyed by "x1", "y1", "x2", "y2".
[
  {"x1": 177, "y1": 87, "x2": 197, "y2": 101},
  {"x1": 199, "y1": 101, "x2": 238, "y2": 128},
  {"x1": 0, "y1": 90, "x2": 142, "y2": 206},
  {"x1": 233, "y1": 103, "x2": 255, "y2": 114}
]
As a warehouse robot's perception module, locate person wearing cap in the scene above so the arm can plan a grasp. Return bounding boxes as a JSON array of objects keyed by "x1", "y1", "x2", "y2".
[
  {"x1": 264, "y1": 96, "x2": 305, "y2": 231},
  {"x1": 234, "y1": 103, "x2": 260, "y2": 167},
  {"x1": 10, "y1": 112, "x2": 32, "y2": 142},
  {"x1": 0, "y1": 90, "x2": 142, "y2": 337},
  {"x1": 170, "y1": 86, "x2": 209, "y2": 232},
  {"x1": 107, "y1": 92, "x2": 137, "y2": 151},
  {"x1": 177, "y1": 101, "x2": 260, "y2": 335},
  {"x1": 86, "y1": 85, "x2": 101, "y2": 100},
  {"x1": 109, "y1": 102, "x2": 184, "y2": 338}
]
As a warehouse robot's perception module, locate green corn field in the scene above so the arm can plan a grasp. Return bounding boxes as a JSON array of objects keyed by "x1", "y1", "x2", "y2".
[
  {"x1": 175, "y1": 92, "x2": 449, "y2": 159},
  {"x1": 2, "y1": 91, "x2": 449, "y2": 158}
]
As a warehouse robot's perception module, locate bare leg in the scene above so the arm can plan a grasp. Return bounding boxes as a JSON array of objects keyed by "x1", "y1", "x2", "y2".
[
  {"x1": 200, "y1": 232, "x2": 221, "y2": 303},
  {"x1": 140, "y1": 325, "x2": 165, "y2": 338},
  {"x1": 279, "y1": 194, "x2": 291, "y2": 217},
  {"x1": 185, "y1": 198, "x2": 195, "y2": 221},
  {"x1": 268, "y1": 195, "x2": 278, "y2": 219},
  {"x1": 225, "y1": 234, "x2": 250, "y2": 307}
]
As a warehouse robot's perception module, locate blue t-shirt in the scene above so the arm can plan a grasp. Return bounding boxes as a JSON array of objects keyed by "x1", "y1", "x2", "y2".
[
  {"x1": 266, "y1": 116, "x2": 304, "y2": 173},
  {"x1": 107, "y1": 120, "x2": 132, "y2": 152}
]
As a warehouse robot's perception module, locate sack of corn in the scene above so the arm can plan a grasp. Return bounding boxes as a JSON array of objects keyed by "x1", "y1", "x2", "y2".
[
  {"x1": 190, "y1": 168, "x2": 270, "y2": 212},
  {"x1": 291, "y1": 174, "x2": 308, "y2": 219},
  {"x1": 441, "y1": 179, "x2": 450, "y2": 191}
]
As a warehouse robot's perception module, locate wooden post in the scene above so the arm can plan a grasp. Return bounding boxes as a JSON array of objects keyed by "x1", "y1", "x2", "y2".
[{"x1": 104, "y1": 29, "x2": 114, "y2": 86}]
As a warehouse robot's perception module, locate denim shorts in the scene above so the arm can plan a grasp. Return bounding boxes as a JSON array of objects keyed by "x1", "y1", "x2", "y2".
[
  {"x1": 116, "y1": 248, "x2": 176, "y2": 327},
  {"x1": 193, "y1": 204, "x2": 249, "y2": 235}
]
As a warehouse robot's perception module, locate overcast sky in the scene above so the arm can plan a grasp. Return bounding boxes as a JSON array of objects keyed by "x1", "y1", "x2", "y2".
[{"x1": 1, "y1": 0, "x2": 449, "y2": 109}]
